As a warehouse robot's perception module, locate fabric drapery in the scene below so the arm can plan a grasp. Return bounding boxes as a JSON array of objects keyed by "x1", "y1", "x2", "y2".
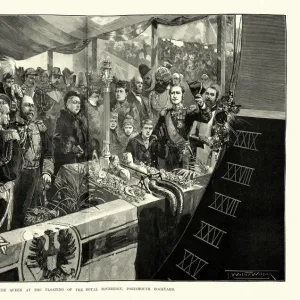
[
  {"x1": 0, "y1": 15, "x2": 209, "y2": 60},
  {"x1": 229, "y1": 16, "x2": 243, "y2": 94}
]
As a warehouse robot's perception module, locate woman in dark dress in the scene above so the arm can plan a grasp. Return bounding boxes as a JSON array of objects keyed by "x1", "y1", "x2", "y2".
[{"x1": 53, "y1": 91, "x2": 89, "y2": 175}]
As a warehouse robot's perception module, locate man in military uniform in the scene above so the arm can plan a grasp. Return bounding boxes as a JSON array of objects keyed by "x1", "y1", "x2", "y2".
[
  {"x1": 33, "y1": 67, "x2": 65, "y2": 136},
  {"x1": 153, "y1": 85, "x2": 212, "y2": 171},
  {"x1": 11, "y1": 95, "x2": 54, "y2": 229},
  {"x1": 0, "y1": 97, "x2": 22, "y2": 231}
]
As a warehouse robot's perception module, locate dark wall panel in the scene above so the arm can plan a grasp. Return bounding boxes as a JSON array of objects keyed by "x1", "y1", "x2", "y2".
[{"x1": 235, "y1": 15, "x2": 286, "y2": 112}]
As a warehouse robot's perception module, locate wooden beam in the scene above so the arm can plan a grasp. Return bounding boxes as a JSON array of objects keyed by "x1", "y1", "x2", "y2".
[
  {"x1": 47, "y1": 50, "x2": 53, "y2": 72},
  {"x1": 151, "y1": 21, "x2": 158, "y2": 68},
  {"x1": 92, "y1": 38, "x2": 98, "y2": 72},
  {"x1": 217, "y1": 15, "x2": 226, "y2": 95}
]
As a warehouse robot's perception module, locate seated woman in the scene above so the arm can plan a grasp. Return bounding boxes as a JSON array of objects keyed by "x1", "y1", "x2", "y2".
[
  {"x1": 53, "y1": 91, "x2": 88, "y2": 175},
  {"x1": 0, "y1": 95, "x2": 22, "y2": 231},
  {"x1": 153, "y1": 85, "x2": 212, "y2": 171}
]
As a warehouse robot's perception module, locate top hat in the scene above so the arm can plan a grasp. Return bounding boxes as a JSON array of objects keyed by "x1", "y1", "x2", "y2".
[
  {"x1": 51, "y1": 67, "x2": 63, "y2": 77},
  {"x1": 63, "y1": 68, "x2": 74, "y2": 77},
  {"x1": 139, "y1": 64, "x2": 151, "y2": 78},
  {"x1": 24, "y1": 68, "x2": 37, "y2": 76},
  {"x1": 188, "y1": 80, "x2": 206, "y2": 97}
]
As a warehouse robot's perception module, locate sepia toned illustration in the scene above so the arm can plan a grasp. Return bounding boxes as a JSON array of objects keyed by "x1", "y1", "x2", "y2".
[{"x1": 0, "y1": 14, "x2": 285, "y2": 281}]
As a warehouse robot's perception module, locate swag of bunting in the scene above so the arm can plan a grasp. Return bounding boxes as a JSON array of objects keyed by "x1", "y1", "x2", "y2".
[
  {"x1": 97, "y1": 19, "x2": 153, "y2": 42},
  {"x1": 0, "y1": 15, "x2": 207, "y2": 60}
]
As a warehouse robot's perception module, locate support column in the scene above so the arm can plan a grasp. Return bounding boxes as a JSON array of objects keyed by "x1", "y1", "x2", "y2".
[
  {"x1": 92, "y1": 38, "x2": 98, "y2": 73},
  {"x1": 151, "y1": 21, "x2": 158, "y2": 68},
  {"x1": 217, "y1": 15, "x2": 226, "y2": 95},
  {"x1": 47, "y1": 50, "x2": 53, "y2": 72},
  {"x1": 100, "y1": 60, "x2": 113, "y2": 161}
]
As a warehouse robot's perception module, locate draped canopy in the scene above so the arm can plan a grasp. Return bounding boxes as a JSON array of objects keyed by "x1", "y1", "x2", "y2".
[{"x1": 0, "y1": 15, "x2": 207, "y2": 60}]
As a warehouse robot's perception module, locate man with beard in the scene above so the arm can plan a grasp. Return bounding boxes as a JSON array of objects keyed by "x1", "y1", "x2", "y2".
[
  {"x1": 111, "y1": 80, "x2": 140, "y2": 131},
  {"x1": 11, "y1": 95, "x2": 54, "y2": 229},
  {"x1": 149, "y1": 67, "x2": 173, "y2": 126},
  {"x1": 0, "y1": 97, "x2": 22, "y2": 231},
  {"x1": 127, "y1": 75, "x2": 152, "y2": 124},
  {"x1": 204, "y1": 84, "x2": 221, "y2": 111},
  {"x1": 138, "y1": 64, "x2": 155, "y2": 98},
  {"x1": 0, "y1": 73, "x2": 23, "y2": 122}
]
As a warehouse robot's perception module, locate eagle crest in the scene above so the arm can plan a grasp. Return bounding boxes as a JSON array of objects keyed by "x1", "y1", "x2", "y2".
[{"x1": 25, "y1": 228, "x2": 78, "y2": 281}]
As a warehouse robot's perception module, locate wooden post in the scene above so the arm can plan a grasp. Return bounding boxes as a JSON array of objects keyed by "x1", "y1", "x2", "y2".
[
  {"x1": 47, "y1": 50, "x2": 53, "y2": 72},
  {"x1": 151, "y1": 21, "x2": 158, "y2": 68},
  {"x1": 92, "y1": 38, "x2": 98, "y2": 73},
  {"x1": 217, "y1": 15, "x2": 226, "y2": 95}
]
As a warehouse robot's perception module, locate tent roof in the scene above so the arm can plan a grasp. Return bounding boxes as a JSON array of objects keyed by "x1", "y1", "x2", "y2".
[{"x1": 0, "y1": 15, "x2": 207, "y2": 60}]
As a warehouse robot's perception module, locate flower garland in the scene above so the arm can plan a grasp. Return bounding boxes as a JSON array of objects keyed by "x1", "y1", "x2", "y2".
[
  {"x1": 88, "y1": 168, "x2": 146, "y2": 204},
  {"x1": 139, "y1": 162, "x2": 196, "y2": 189},
  {"x1": 209, "y1": 91, "x2": 240, "y2": 152}
]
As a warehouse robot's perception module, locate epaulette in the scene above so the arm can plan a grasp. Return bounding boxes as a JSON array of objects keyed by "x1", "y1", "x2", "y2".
[
  {"x1": 35, "y1": 120, "x2": 47, "y2": 132},
  {"x1": 1, "y1": 129, "x2": 20, "y2": 142}
]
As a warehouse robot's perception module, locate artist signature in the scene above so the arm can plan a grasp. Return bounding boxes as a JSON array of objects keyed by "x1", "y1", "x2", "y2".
[{"x1": 225, "y1": 270, "x2": 279, "y2": 280}]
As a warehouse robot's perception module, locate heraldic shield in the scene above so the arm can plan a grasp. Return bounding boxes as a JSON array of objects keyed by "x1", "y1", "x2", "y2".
[{"x1": 18, "y1": 223, "x2": 81, "y2": 281}]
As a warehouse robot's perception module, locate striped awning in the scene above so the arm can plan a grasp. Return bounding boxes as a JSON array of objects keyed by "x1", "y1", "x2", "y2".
[{"x1": 0, "y1": 15, "x2": 208, "y2": 60}]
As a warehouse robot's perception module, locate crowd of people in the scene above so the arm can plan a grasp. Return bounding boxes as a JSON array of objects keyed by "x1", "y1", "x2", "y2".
[
  {"x1": 105, "y1": 40, "x2": 151, "y2": 68},
  {"x1": 0, "y1": 55, "x2": 223, "y2": 232},
  {"x1": 106, "y1": 38, "x2": 233, "y2": 90}
]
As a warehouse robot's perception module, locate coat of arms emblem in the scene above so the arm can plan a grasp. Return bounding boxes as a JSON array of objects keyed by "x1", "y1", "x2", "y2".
[{"x1": 19, "y1": 224, "x2": 81, "y2": 281}]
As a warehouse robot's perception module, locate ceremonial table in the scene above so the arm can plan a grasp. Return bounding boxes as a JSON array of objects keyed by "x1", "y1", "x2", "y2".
[{"x1": 0, "y1": 160, "x2": 210, "y2": 281}]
